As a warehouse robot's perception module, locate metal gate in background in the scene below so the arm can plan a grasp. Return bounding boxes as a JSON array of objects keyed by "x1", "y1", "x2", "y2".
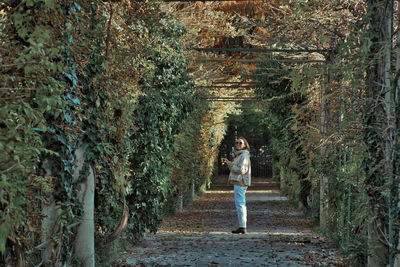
[{"x1": 218, "y1": 142, "x2": 272, "y2": 178}]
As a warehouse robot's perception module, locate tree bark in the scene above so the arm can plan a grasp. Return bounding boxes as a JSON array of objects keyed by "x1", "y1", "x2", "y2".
[
  {"x1": 73, "y1": 147, "x2": 95, "y2": 267},
  {"x1": 319, "y1": 66, "x2": 329, "y2": 229},
  {"x1": 365, "y1": 1, "x2": 392, "y2": 266},
  {"x1": 368, "y1": 208, "x2": 389, "y2": 266},
  {"x1": 393, "y1": 2, "x2": 400, "y2": 266},
  {"x1": 191, "y1": 179, "x2": 196, "y2": 201},
  {"x1": 41, "y1": 161, "x2": 57, "y2": 264}
]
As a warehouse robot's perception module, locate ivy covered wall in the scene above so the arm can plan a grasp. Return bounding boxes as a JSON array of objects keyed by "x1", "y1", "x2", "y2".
[
  {"x1": 252, "y1": 3, "x2": 400, "y2": 265},
  {"x1": 0, "y1": 0, "x2": 213, "y2": 265}
]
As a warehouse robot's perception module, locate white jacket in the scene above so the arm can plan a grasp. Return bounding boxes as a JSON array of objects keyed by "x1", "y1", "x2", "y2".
[{"x1": 229, "y1": 150, "x2": 251, "y2": 186}]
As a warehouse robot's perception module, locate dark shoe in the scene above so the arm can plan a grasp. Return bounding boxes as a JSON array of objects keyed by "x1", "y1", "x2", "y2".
[{"x1": 232, "y1": 227, "x2": 246, "y2": 234}]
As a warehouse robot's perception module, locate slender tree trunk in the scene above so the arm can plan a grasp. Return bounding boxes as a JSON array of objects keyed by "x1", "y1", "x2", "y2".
[
  {"x1": 393, "y1": 2, "x2": 400, "y2": 266},
  {"x1": 41, "y1": 161, "x2": 57, "y2": 264},
  {"x1": 394, "y1": 62, "x2": 400, "y2": 267},
  {"x1": 319, "y1": 65, "x2": 330, "y2": 230},
  {"x1": 73, "y1": 147, "x2": 95, "y2": 267},
  {"x1": 383, "y1": 3, "x2": 397, "y2": 266},
  {"x1": 367, "y1": 208, "x2": 388, "y2": 267},
  {"x1": 191, "y1": 179, "x2": 196, "y2": 201},
  {"x1": 176, "y1": 184, "x2": 184, "y2": 212},
  {"x1": 365, "y1": 1, "x2": 392, "y2": 266}
]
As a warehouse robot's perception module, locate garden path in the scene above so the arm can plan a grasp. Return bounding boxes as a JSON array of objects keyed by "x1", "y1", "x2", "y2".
[{"x1": 117, "y1": 177, "x2": 347, "y2": 266}]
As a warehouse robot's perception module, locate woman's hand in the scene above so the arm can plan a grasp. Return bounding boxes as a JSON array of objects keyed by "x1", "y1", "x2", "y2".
[{"x1": 222, "y1": 158, "x2": 233, "y2": 170}]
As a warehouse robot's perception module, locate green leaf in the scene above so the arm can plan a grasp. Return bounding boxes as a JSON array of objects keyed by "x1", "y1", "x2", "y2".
[
  {"x1": 44, "y1": 0, "x2": 56, "y2": 9},
  {"x1": 109, "y1": 126, "x2": 117, "y2": 133},
  {"x1": 25, "y1": 0, "x2": 34, "y2": 7},
  {"x1": 0, "y1": 217, "x2": 13, "y2": 254},
  {"x1": 24, "y1": 65, "x2": 35, "y2": 75},
  {"x1": 12, "y1": 13, "x2": 22, "y2": 27}
]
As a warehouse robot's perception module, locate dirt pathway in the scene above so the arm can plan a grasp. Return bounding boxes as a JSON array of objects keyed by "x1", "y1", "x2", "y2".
[{"x1": 117, "y1": 177, "x2": 348, "y2": 266}]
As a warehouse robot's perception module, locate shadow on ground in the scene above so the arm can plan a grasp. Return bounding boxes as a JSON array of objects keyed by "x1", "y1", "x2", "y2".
[{"x1": 114, "y1": 177, "x2": 348, "y2": 267}]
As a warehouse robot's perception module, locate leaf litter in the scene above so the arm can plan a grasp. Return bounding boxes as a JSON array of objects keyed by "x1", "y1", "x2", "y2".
[{"x1": 114, "y1": 177, "x2": 348, "y2": 267}]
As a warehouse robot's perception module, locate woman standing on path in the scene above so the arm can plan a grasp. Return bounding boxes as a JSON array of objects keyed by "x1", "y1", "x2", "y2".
[{"x1": 223, "y1": 137, "x2": 251, "y2": 234}]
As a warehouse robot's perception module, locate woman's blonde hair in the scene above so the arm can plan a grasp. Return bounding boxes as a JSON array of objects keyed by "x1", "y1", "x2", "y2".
[{"x1": 237, "y1": 137, "x2": 250, "y2": 151}]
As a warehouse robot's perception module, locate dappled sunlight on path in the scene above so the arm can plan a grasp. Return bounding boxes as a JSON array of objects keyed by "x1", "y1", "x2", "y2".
[{"x1": 116, "y1": 177, "x2": 348, "y2": 266}]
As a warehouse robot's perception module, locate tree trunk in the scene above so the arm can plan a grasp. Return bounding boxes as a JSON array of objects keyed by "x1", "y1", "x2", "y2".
[
  {"x1": 41, "y1": 161, "x2": 57, "y2": 264},
  {"x1": 365, "y1": 1, "x2": 392, "y2": 266},
  {"x1": 383, "y1": 2, "x2": 396, "y2": 266},
  {"x1": 393, "y1": 2, "x2": 400, "y2": 265},
  {"x1": 191, "y1": 179, "x2": 196, "y2": 201},
  {"x1": 394, "y1": 65, "x2": 400, "y2": 267},
  {"x1": 319, "y1": 66, "x2": 329, "y2": 229},
  {"x1": 73, "y1": 147, "x2": 95, "y2": 267},
  {"x1": 368, "y1": 208, "x2": 389, "y2": 266}
]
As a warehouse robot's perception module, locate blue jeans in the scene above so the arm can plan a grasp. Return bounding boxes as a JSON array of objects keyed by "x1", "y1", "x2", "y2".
[{"x1": 234, "y1": 185, "x2": 247, "y2": 228}]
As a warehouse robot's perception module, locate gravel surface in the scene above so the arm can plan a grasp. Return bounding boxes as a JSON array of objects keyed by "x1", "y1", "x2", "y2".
[{"x1": 115, "y1": 177, "x2": 348, "y2": 267}]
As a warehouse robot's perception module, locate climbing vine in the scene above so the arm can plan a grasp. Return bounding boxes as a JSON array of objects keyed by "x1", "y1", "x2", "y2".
[
  {"x1": 251, "y1": 2, "x2": 400, "y2": 265},
  {"x1": 0, "y1": 1, "x2": 67, "y2": 264},
  {"x1": 3, "y1": 0, "x2": 400, "y2": 266},
  {"x1": 1, "y1": 0, "x2": 198, "y2": 265}
]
